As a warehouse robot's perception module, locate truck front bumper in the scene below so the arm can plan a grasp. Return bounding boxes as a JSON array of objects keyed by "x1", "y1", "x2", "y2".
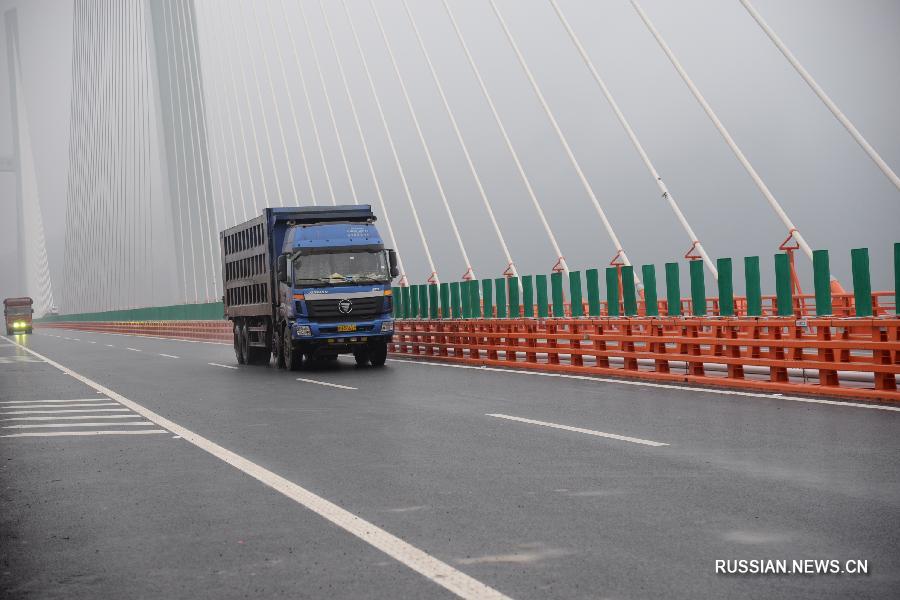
[{"x1": 289, "y1": 318, "x2": 394, "y2": 343}]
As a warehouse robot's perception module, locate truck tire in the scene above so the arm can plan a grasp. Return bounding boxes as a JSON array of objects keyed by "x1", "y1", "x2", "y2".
[
  {"x1": 273, "y1": 327, "x2": 286, "y2": 369},
  {"x1": 283, "y1": 326, "x2": 302, "y2": 371},
  {"x1": 234, "y1": 323, "x2": 246, "y2": 365},
  {"x1": 353, "y1": 348, "x2": 371, "y2": 367},
  {"x1": 370, "y1": 341, "x2": 388, "y2": 367},
  {"x1": 240, "y1": 323, "x2": 251, "y2": 365}
]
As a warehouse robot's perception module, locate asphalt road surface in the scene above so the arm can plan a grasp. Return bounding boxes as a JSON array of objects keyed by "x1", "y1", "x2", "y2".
[{"x1": 2, "y1": 329, "x2": 898, "y2": 599}]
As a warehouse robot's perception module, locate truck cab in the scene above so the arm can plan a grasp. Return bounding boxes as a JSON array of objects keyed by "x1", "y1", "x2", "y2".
[
  {"x1": 4, "y1": 297, "x2": 34, "y2": 335},
  {"x1": 276, "y1": 220, "x2": 397, "y2": 368}
]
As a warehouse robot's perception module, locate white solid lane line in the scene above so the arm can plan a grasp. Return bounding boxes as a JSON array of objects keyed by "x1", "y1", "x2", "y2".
[
  {"x1": 0, "y1": 403, "x2": 119, "y2": 410},
  {"x1": 296, "y1": 378, "x2": 358, "y2": 390},
  {"x1": 126, "y1": 347, "x2": 142, "y2": 352},
  {"x1": 2, "y1": 414, "x2": 138, "y2": 422},
  {"x1": 0, "y1": 408, "x2": 131, "y2": 415},
  {"x1": 159, "y1": 354, "x2": 179, "y2": 359},
  {"x1": 106, "y1": 344, "x2": 115, "y2": 347},
  {"x1": 208, "y1": 362, "x2": 238, "y2": 369},
  {"x1": 1, "y1": 429, "x2": 168, "y2": 438},
  {"x1": 5, "y1": 335, "x2": 510, "y2": 600},
  {"x1": 0, "y1": 398, "x2": 110, "y2": 405},
  {"x1": 391, "y1": 359, "x2": 900, "y2": 413},
  {"x1": 3, "y1": 421, "x2": 155, "y2": 429},
  {"x1": 487, "y1": 413, "x2": 668, "y2": 447}
]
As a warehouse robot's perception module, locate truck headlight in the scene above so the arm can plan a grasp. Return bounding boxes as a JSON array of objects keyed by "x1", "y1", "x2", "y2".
[
  {"x1": 295, "y1": 325, "x2": 312, "y2": 337},
  {"x1": 13, "y1": 321, "x2": 26, "y2": 329},
  {"x1": 381, "y1": 320, "x2": 394, "y2": 333}
]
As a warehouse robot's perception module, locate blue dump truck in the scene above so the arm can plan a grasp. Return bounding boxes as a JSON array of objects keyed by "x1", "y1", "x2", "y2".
[{"x1": 221, "y1": 205, "x2": 398, "y2": 370}]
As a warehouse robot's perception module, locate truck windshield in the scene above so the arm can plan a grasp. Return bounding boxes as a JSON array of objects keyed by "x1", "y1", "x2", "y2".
[
  {"x1": 4, "y1": 306, "x2": 31, "y2": 315},
  {"x1": 294, "y1": 250, "x2": 389, "y2": 285}
]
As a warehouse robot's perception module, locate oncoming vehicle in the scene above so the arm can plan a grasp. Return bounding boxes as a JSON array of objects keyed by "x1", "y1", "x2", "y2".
[
  {"x1": 4, "y1": 297, "x2": 34, "y2": 335},
  {"x1": 221, "y1": 205, "x2": 398, "y2": 370}
]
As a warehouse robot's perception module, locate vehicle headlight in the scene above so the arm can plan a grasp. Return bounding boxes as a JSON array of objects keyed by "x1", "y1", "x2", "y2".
[
  {"x1": 295, "y1": 325, "x2": 312, "y2": 337},
  {"x1": 13, "y1": 321, "x2": 25, "y2": 328},
  {"x1": 382, "y1": 320, "x2": 394, "y2": 333}
]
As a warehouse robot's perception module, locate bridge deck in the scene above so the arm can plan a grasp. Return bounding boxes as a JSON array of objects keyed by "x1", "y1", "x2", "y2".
[{"x1": 2, "y1": 329, "x2": 898, "y2": 599}]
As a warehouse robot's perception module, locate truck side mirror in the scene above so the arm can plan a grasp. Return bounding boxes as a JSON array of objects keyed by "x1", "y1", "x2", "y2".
[
  {"x1": 387, "y1": 249, "x2": 399, "y2": 278},
  {"x1": 277, "y1": 255, "x2": 288, "y2": 283}
]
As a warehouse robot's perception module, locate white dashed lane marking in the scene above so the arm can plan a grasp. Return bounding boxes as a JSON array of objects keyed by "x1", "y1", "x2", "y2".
[{"x1": 208, "y1": 362, "x2": 238, "y2": 369}]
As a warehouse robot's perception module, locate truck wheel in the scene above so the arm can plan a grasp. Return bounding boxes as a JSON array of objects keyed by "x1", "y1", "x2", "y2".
[
  {"x1": 370, "y1": 341, "x2": 388, "y2": 367},
  {"x1": 234, "y1": 324, "x2": 246, "y2": 365},
  {"x1": 353, "y1": 348, "x2": 370, "y2": 367},
  {"x1": 283, "y1": 326, "x2": 302, "y2": 371},
  {"x1": 240, "y1": 323, "x2": 251, "y2": 365},
  {"x1": 274, "y1": 328, "x2": 285, "y2": 369}
]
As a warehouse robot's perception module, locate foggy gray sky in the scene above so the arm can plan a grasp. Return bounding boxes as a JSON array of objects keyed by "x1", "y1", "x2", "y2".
[{"x1": 1, "y1": 0, "x2": 899, "y2": 307}]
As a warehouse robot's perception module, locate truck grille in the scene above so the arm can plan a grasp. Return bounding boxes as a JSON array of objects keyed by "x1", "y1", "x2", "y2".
[{"x1": 305, "y1": 297, "x2": 383, "y2": 322}]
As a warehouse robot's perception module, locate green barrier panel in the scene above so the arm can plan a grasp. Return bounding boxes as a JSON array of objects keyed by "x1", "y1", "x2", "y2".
[
  {"x1": 482, "y1": 279, "x2": 494, "y2": 318},
  {"x1": 665, "y1": 262, "x2": 681, "y2": 317},
  {"x1": 392, "y1": 287, "x2": 402, "y2": 318},
  {"x1": 536, "y1": 274, "x2": 549, "y2": 318},
  {"x1": 421, "y1": 285, "x2": 431, "y2": 319},
  {"x1": 401, "y1": 286, "x2": 412, "y2": 319},
  {"x1": 439, "y1": 283, "x2": 450, "y2": 319},
  {"x1": 895, "y1": 243, "x2": 900, "y2": 315},
  {"x1": 36, "y1": 301, "x2": 226, "y2": 323},
  {"x1": 851, "y1": 247, "x2": 873, "y2": 317},
  {"x1": 495, "y1": 278, "x2": 508, "y2": 318},
  {"x1": 744, "y1": 256, "x2": 762, "y2": 317},
  {"x1": 469, "y1": 280, "x2": 482, "y2": 318},
  {"x1": 522, "y1": 275, "x2": 535, "y2": 317},
  {"x1": 428, "y1": 284, "x2": 439, "y2": 319},
  {"x1": 551, "y1": 272, "x2": 565, "y2": 317},
  {"x1": 459, "y1": 281, "x2": 471, "y2": 318},
  {"x1": 689, "y1": 260, "x2": 706, "y2": 316},
  {"x1": 641, "y1": 265, "x2": 659, "y2": 317},
  {"x1": 586, "y1": 269, "x2": 601, "y2": 316},
  {"x1": 812, "y1": 249, "x2": 832, "y2": 316},
  {"x1": 410, "y1": 285, "x2": 421, "y2": 318},
  {"x1": 605, "y1": 267, "x2": 620, "y2": 317},
  {"x1": 774, "y1": 253, "x2": 793, "y2": 316},
  {"x1": 569, "y1": 271, "x2": 584, "y2": 317},
  {"x1": 622, "y1": 266, "x2": 637, "y2": 316},
  {"x1": 716, "y1": 258, "x2": 734, "y2": 317},
  {"x1": 507, "y1": 276, "x2": 520, "y2": 318},
  {"x1": 449, "y1": 282, "x2": 461, "y2": 318}
]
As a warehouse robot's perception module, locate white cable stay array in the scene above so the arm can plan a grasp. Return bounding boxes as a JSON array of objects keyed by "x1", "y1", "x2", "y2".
[
  {"x1": 488, "y1": 0, "x2": 638, "y2": 284},
  {"x1": 549, "y1": 0, "x2": 718, "y2": 280},
  {"x1": 50, "y1": 0, "x2": 894, "y2": 312}
]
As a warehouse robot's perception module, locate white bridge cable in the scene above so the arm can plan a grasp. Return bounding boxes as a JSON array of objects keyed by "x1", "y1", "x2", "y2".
[
  {"x1": 226, "y1": 2, "x2": 270, "y2": 215},
  {"x1": 630, "y1": 0, "x2": 817, "y2": 264},
  {"x1": 341, "y1": 0, "x2": 438, "y2": 282},
  {"x1": 172, "y1": 0, "x2": 211, "y2": 302},
  {"x1": 236, "y1": 0, "x2": 283, "y2": 211},
  {"x1": 440, "y1": 0, "x2": 565, "y2": 274},
  {"x1": 549, "y1": 0, "x2": 718, "y2": 279},
  {"x1": 369, "y1": 0, "x2": 474, "y2": 281},
  {"x1": 267, "y1": 1, "x2": 317, "y2": 206},
  {"x1": 488, "y1": 0, "x2": 638, "y2": 283},
  {"x1": 162, "y1": 0, "x2": 198, "y2": 302},
  {"x1": 319, "y1": 0, "x2": 406, "y2": 281},
  {"x1": 62, "y1": 1, "x2": 82, "y2": 309},
  {"x1": 194, "y1": 0, "x2": 238, "y2": 227},
  {"x1": 205, "y1": 0, "x2": 253, "y2": 222},
  {"x1": 82, "y1": 2, "x2": 102, "y2": 308},
  {"x1": 281, "y1": 0, "x2": 335, "y2": 205},
  {"x1": 183, "y1": 0, "x2": 226, "y2": 262},
  {"x1": 139, "y1": 0, "x2": 153, "y2": 306},
  {"x1": 297, "y1": 2, "x2": 358, "y2": 205},
  {"x1": 253, "y1": 2, "x2": 300, "y2": 206},
  {"x1": 740, "y1": 0, "x2": 900, "y2": 193},
  {"x1": 402, "y1": 0, "x2": 516, "y2": 277},
  {"x1": 177, "y1": 0, "x2": 218, "y2": 299}
]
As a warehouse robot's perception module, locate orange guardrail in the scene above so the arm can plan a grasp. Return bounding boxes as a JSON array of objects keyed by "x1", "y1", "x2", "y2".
[
  {"x1": 37, "y1": 321, "x2": 232, "y2": 343},
  {"x1": 389, "y1": 317, "x2": 900, "y2": 402}
]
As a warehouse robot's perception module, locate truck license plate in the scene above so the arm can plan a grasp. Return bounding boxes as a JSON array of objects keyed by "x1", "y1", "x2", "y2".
[{"x1": 337, "y1": 324, "x2": 357, "y2": 332}]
